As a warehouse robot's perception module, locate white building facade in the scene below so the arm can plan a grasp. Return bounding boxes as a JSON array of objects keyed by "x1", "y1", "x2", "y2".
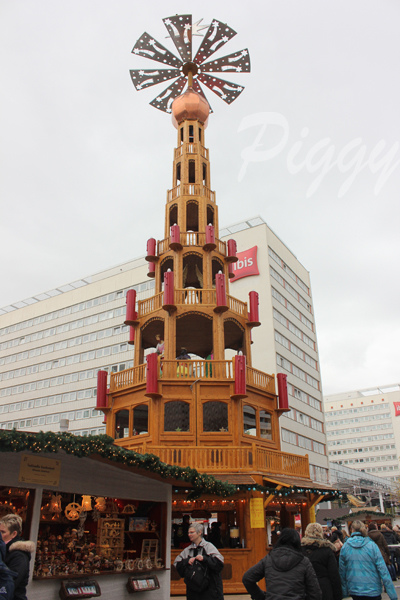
[
  {"x1": 0, "y1": 217, "x2": 330, "y2": 484},
  {"x1": 324, "y1": 384, "x2": 400, "y2": 483}
]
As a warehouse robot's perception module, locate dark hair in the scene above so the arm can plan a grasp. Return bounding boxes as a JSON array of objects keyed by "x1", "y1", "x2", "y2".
[
  {"x1": 274, "y1": 528, "x2": 301, "y2": 551},
  {"x1": 368, "y1": 523, "x2": 377, "y2": 531}
]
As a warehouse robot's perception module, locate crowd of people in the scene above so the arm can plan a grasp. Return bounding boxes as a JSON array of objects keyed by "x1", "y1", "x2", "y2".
[
  {"x1": 1, "y1": 509, "x2": 399, "y2": 600},
  {"x1": 175, "y1": 519, "x2": 400, "y2": 600}
]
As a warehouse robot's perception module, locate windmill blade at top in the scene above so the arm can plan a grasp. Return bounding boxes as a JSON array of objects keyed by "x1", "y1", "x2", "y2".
[
  {"x1": 192, "y1": 79, "x2": 213, "y2": 113},
  {"x1": 197, "y1": 73, "x2": 244, "y2": 104},
  {"x1": 130, "y1": 68, "x2": 181, "y2": 91},
  {"x1": 193, "y1": 20, "x2": 237, "y2": 65},
  {"x1": 149, "y1": 76, "x2": 187, "y2": 113},
  {"x1": 199, "y1": 49, "x2": 250, "y2": 74},
  {"x1": 163, "y1": 15, "x2": 192, "y2": 63},
  {"x1": 132, "y1": 32, "x2": 182, "y2": 69}
]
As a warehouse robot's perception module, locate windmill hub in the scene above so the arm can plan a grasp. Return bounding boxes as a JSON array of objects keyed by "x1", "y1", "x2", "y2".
[{"x1": 182, "y1": 62, "x2": 198, "y2": 77}]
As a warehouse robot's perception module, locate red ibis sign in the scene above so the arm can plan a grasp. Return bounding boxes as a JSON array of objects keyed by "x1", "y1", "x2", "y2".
[
  {"x1": 230, "y1": 246, "x2": 259, "y2": 282},
  {"x1": 394, "y1": 402, "x2": 400, "y2": 416}
]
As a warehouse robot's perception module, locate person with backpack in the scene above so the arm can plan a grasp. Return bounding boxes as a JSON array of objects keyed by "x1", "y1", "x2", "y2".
[{"x1": 174, "y1": 522, "x2": 224, "y2": 600}]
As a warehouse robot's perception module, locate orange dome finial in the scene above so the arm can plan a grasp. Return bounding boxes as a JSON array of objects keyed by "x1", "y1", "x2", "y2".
[{"x1": 171, "y1": 87, "x2": 210, "y2": 129}]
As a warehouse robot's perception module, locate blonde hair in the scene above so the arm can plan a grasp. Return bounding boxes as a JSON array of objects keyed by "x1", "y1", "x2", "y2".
[
  {"x1": 0, "y1": 514, "x2": 22, "y2": 536},
  {"x1": 351, "y1": 520, "x2": 367, "y2": 536}
]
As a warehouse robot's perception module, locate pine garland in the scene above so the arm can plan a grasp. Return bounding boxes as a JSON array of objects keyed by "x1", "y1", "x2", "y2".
[
  {"x1": 0, "y1": 430, "x2": 341, "y2": 500},
  {"x1": 0, "y1": 430, "x2": 236, "y2": 500}
]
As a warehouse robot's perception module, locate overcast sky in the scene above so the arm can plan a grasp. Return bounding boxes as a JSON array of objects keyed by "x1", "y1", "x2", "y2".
[{"x1": 1, "y1": 0, "x2": 399, "y2": 395}]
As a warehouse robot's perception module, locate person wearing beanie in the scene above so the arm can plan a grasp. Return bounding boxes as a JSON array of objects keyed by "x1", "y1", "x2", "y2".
[
  {"x1": 301, "y1": 522, "x2": 342, "y2": 600},
  {"x1": 0, "y1": 515, "x2": 35, "y2": 600}
]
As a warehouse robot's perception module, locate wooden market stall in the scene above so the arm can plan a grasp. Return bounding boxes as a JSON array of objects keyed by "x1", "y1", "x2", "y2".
[{"x1": 0, "y1": 430, "x2": 234, "y2": 600}]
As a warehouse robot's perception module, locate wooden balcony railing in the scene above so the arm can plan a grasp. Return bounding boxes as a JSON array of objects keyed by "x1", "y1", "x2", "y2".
[
  {"x1": 174, "y1": 288, "x2": 216, "y2": 306},
  {"x1": 247, "y1": 367, "x2": 275, "y2": 394},
  {"x1": 137, "y1": 292, "x2": 163, "y2": 318},
  {"x1": 136, "y1": 289, "x2": 248, "y2": 319},
  {"x1": 110, "y1": 361, "x2": 275, "y2": 394},
  {"x1": 255, "y1": 446, "x2": 309, "y2": 477},
  {"x1": 161, "y1": 359, "x2": 234, "y2": 381},
  {"x1": 157, "y1": 238, "x2": 169, "y2": 255},
  {"x1": 174, "y1": 143, "x2": 209, "y2": 160},
  {"x1": 131, "y1": 444, "x2": 310, "y2": 479},
  {"x1": 227, "y1": 294, "x2": 248, "y2": 318},
  {"x1": 157, "y1": 235, "x2": 227, "y2": 256},
  {"x1": 110, "y1": 364, "x2": 146, "y2": 392},
  {"x1": 167, "y1": 184, "x2": 215, "y2": 203}
]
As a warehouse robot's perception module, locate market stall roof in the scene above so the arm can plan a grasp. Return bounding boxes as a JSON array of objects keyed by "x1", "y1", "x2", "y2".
[
  {"x1": 316, "y1": 507, "x2": 351, "y2": 525},
  {"x1": 0, "y1": 430, "x2": 236, "y2": 499},
  {"x1": 333, "y1": 507, "x2": 387, "y2": 522}
]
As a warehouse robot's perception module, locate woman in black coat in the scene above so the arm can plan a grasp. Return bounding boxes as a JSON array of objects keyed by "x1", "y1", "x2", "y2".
[
  {"x1": 243, "y1": 528, "x2": 321, "y2": 600},
  {"x1": 301, "y1": 523, "x2": 342, "y2": 600}
]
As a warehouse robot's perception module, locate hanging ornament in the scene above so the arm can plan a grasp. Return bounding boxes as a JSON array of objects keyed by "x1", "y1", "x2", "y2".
[
  {"x1": 94, "y1": 497, "x2": 106, "y2": 512},
  {"x1": 49, "y1": 494, "x2": 62, "y2": 514},
  {"x1": 122, "y1": 504, "x2": 136, "y2": 514},
  {"x1": 64, "y1": 502, "x2": 82, "y2": 521},
  {"x1": 81, "y1": 495, "x2": 93, "y2": 511}
]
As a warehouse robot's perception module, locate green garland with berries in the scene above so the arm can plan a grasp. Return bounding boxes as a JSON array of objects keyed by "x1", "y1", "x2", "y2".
[{"x1": 0, "y1": 429, "x2": 236, "y2": 500}]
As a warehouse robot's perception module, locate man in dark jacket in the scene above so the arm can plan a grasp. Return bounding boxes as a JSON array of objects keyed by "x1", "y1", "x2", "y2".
[
  {"x1": 242, "y1": 528, "x2": 322, "y2": 600},
  {"x1": 174, "y1": 522, "x2": 224, "y2": 600},
  {"x1": 0, "y1": 514, "x2": 35, "y2": 600},
  {"x1": 381, "y1": 524, "x2": 399, "y2": 546}
]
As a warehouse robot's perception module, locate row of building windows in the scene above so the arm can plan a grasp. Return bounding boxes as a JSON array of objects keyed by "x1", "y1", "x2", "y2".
[
  {"x1": 326, "y1": 413, "x2": 391, "y2": 427},
  {"x1": 332, "y1": 454, "x2": 397, "y2": 465},
  {"x1": 273, "y1": 309, "x2": 315, "y2": 350},
  {"x1": 1, "y1": 324, "x2": 129, "y2": 371},
  {"x1": 330, "y1": 444, "x2": 396, "y2": 455},
  {"x1": 269, "y1": 267, "x2": 312, "y2": 313},
  {"x1": 281, "y1": 428, "x2": 325, "y2": 455},
  {"x1": 309, "y1": 464, "x2": 329, "y2": 484},
  {"x1": 0, "y1": 280, "x2": 155, "y2": 338},
  {"x1": 277, "y1": 355, "x2": 320, "y2": 390},
  {"x1": 328, "y1": 433, "x2": 394, "y2": 446},
  {"x1": 0, "y1": 388, "x2": 96, "y2": 414},
  {"x1": 327, "y1": 423, "x2": 393, "y2": 436},
  {"x1": 324, "y1": 403, "x2": 389, "y2": 417},
  {"x1": 268, "y1": 248, "x2": 310, "y2": 296},
  {"x1": 1, "y1": 312, "x2": 129, "y2": 357},
  {"x1": 362, "y1": 466, "x2": 399, "y2": 474},
  {"x1": 271, "y1": 288, "x2": 313, "y2": 331},
  {"x1": 0, "y1": 342, "x2": 129, "y2": 384},
  {"x1": 291, "y1": 385, "x2": 322, "y2": 412},
  {"x1": 275, "y1": 331, "x2": 318, "y2": 371},
  {"x1": 1, "y1": 407, "x2": 103, "y2": 430},
  {"x1": 0, "y1": 358, "x2": 133, "y2": 397},
  {"x1": 0, "y1": 360, "x2": 132, "y2": 412},
  {"x1": 285, "y1": 407, "x2": 324, "y2": 432}
]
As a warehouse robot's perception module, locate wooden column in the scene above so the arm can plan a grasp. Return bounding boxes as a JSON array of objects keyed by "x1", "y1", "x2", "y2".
[{"x1": 213, "y1": 312, "x2": 225, "y2": 360}]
